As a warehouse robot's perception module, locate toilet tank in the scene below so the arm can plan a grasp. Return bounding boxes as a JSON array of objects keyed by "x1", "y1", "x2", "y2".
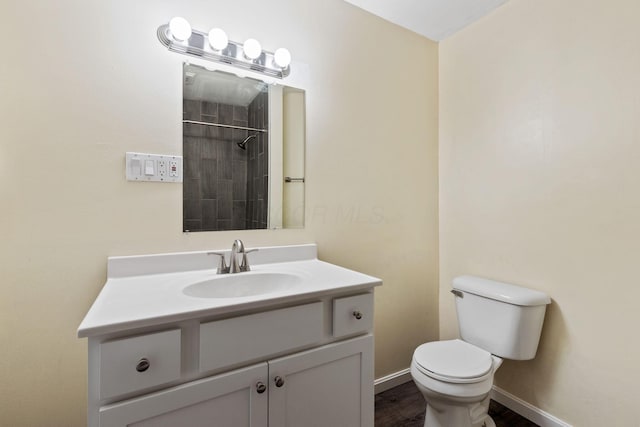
[{"x1": 452, "y1": 276, "x2": 551, "y2": 360}]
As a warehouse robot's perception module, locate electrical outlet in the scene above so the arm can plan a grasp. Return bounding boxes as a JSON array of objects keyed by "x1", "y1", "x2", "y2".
[
  {"x1": 158, "y1": 160, "x2": 167, "y2": 178},
  {"x1": 169, "y1": 160, "x2": 179, "y2": 177}
]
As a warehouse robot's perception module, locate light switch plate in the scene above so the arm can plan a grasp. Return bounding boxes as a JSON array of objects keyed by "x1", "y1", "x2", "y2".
[{"x1": 126, "y1": 152, "x2": 183, "y2": 182}]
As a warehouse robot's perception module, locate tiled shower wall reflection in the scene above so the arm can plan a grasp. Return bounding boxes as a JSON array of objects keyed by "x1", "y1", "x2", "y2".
[{"x1": 183, "y1": 96, "x2": 269, "y2": 231}]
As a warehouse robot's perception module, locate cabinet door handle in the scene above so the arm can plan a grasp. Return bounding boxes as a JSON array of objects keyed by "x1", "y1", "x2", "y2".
[
  {"x1": 353, "y1": 310, "x2": 363, "y2": 320},
  {"x1": 274, "y1": 376, "x2": 285, "y2": 387},
  {"x1": 256, "y1": 382, "x2": 267, "y2": 394},
  {"x1": 136, "y1": 358, "x2": 150, "y2": 372}
]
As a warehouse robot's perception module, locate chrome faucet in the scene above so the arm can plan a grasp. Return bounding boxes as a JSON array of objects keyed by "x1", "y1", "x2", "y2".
[
  {"x1": 208, "y1": 240, "x2": 258, "y2": 274},
  {"x1": 229, "y1": 239, "x2": 245, "y2": 273}
]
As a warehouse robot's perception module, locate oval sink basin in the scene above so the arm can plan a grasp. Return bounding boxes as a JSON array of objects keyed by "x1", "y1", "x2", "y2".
[{"x1": 183, "y1": 272, "x2": 303, "y2": 299}]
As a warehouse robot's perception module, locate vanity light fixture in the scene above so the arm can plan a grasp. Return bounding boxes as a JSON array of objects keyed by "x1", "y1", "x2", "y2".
[
  {"x1": 274, "y1": 48, "x2": 292, "y2": 68},
  {"x1": 242, "y1": 38, "x2": 262, "y2": 60},
  {"x1": 158, "y1": 18, "x2": 291, "y2": 79},
  {"x1": 168, "y1": 17, "x2": 192, "y2": 41},
  {"x1": 208, "y1": 28, "x2": 228, "y2": 51}
]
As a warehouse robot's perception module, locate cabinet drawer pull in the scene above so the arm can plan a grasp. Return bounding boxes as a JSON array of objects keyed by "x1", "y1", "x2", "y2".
[
  {"x1": 353, "y1": 311, "x2": 363, "y2": 320},
  {"x1": 256, "y1": 382, "x2": 266, "y2": 394},
  {"x1": 135, "y1": 358, "x2": 150, "y2": 372},
  {"x1": 274, "y1": 376, "x2": 285, "y2": 387}
]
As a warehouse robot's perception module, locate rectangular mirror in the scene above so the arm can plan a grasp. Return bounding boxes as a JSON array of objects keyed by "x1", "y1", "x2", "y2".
[{"x1": 182, "y1": 64, "x2": 305, "y2": 232}]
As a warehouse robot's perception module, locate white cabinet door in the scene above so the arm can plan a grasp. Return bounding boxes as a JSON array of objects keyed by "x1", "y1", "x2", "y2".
[
  {"x1": 268, "y1": 334, "x2": 374, "y2": 427},
  {"x1": 99, "y1": 363, "x2": 268, "y2": 427}
]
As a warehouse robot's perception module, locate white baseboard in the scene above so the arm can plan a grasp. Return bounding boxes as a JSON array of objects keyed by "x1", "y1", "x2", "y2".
[
  {"x1": 374, "y1": 368, "x2": 412, "y2": 394},
  {"x1": 491, "y1": 385, "x2": 572, "y2": 427},
  {"x1": 375, "y1": 369, "x2": 572, "y2": 427}
]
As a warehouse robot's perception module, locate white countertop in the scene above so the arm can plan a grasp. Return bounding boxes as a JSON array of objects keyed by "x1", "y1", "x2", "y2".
[{"x1": 78, "y1": 244, "x2": 382, "y2": 338}]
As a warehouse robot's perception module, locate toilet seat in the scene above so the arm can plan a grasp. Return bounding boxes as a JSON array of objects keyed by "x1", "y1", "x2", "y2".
[{"x1": 413, "y1": 339, "x2": 493, "y2": 384}]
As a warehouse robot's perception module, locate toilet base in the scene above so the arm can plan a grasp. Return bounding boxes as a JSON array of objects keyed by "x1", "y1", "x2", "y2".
[
  {"x1": 421, "y1": 392, "x2": 493, "y2": 427},
  {"x1": 424, "y1": 405, "x2": 495, "y2": 427}
]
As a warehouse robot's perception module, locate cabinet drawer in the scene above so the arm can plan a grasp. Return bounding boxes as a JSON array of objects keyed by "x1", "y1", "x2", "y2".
[
  {"x1": 333, "y1": 293, "x2": 374, "y2": 338},
  {"x1": 99, "y1": 329, "x2": 181, "y2": 400},
  {"x1": 200, "y1": 302, "x2": 323, "y2": 373}
]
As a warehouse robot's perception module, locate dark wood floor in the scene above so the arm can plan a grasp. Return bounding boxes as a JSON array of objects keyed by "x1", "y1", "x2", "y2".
[{"x1": 375, "y1": 381, "x2": 539, "y2": 427}]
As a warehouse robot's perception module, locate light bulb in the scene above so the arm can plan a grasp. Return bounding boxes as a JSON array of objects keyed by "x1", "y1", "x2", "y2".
[
  {"x1": 243, "y1": 38, "x2": 262, "y2": 60},
  {"x1": 169, "y1": 17, "x2": 192, "y2": 41},
  {"x1": 208, "y1": 28, "x2": 228, "y2": 51},
  {"x1": 274, "y1": 48, "x2": 291, "y2": 68}
]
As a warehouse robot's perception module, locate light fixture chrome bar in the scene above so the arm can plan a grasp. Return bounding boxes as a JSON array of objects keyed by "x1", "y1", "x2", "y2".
[
  {"x1": 183, "y1": 120, "x2": 267, "y2": 133},
  {"x1": 158, "y1": 24, "x2": 290, "y2": 79}
]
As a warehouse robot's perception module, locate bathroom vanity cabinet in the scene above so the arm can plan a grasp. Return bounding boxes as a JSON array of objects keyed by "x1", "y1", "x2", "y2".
[
  {"x1": 89, "y1": 294, "x2": 373, "y2": 427},
  {"x1": 79, "y1": 245, "x2": 381, "y2": 427}
]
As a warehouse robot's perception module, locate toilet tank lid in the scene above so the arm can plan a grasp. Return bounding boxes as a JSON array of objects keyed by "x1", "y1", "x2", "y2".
[{"x1": 452, "y1": 275, "x2": 551, "y2": 306}]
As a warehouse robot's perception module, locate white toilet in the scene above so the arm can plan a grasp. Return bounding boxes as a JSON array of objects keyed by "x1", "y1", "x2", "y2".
[{"x1": 411, "y1": 275, "x2": 550, "y2": 427}]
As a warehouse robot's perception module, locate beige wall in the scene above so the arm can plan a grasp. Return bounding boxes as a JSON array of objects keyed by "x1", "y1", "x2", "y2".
[
  {"x1": 0, "y1": 0, "x2": 438, "y2": 425},
  {"x1": 439, "y1": 0, "x2": 640, "y2": 425}
]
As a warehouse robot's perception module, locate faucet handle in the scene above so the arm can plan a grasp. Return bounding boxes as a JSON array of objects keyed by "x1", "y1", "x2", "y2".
[
  {"x1": 207, "y1": 252, "x2": 229, "y2": 274},
  {"x1": 240, "y1": 248, "x2": 259, "y2": 272}
]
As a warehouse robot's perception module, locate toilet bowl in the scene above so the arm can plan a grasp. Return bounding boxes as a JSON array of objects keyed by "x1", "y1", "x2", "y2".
[
  {"x1": 411, "y1": 276, "x2": 551, "y2": 427},
  {"x1": 411, "y1": 339, "x2": 502, "y2": 427}
]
